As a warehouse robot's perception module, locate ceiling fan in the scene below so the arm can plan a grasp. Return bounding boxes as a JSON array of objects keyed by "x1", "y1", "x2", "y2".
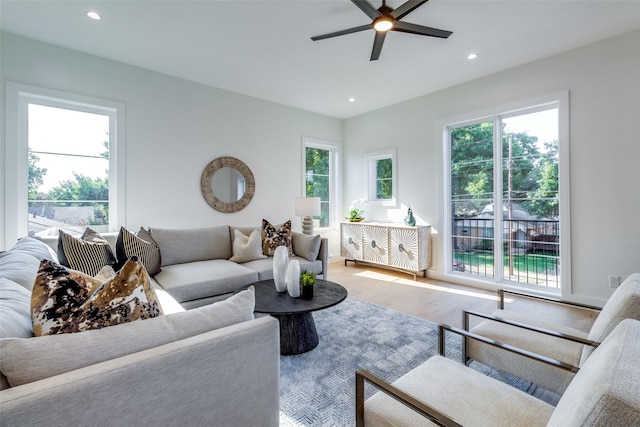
[{"x1": 311, "y1": 0, "x2": 452, "y2": 61}]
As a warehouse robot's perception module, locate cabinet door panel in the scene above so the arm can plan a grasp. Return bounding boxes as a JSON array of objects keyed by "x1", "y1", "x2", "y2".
[
  {"x1": 362, "y1": 225, "x2": 388, "y2": 265},
  {"x1": 389, "y1": 227, "x2": 421, "y2": 271},
  {"x1": 341, "y1": 223, "x2": 363, "y2": 260}
]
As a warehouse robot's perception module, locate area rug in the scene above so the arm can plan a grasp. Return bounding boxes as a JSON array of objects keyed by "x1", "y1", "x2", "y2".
[{"x1": 279, "y1": 296, "x2": 536, "y2": 427}]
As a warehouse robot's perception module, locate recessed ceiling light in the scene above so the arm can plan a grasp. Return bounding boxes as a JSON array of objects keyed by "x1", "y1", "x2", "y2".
[
  {"x1": 467, "y1": 53, "x2": 478, "y2": 60},
  {"x1": 348, "y1": 97, "x2": 355, "y2": 102},
  {"x1": 87, "y1": 11, "x2": 102, "y2": 20}
]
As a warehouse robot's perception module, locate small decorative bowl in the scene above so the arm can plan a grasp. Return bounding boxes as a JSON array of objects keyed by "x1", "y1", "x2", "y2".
[{"x1": 347, "y1": 217, "x2": 364, "y2": 222}]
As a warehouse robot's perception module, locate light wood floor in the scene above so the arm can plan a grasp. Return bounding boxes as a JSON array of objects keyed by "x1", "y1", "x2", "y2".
[{"x1": 328, "y1": 258, "x2": 598, "y2": 331}]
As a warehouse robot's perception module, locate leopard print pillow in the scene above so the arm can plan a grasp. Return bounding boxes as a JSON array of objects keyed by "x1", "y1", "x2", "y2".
[
  {"x1": 261, "y1": 219, "x2": 293, "y2": 256},
  {"x1": 31, "y1": 258, "x2": 163, "y2": 336}
]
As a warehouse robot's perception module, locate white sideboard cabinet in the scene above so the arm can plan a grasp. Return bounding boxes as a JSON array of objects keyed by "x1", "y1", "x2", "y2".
[{"x1": 340, "y1": 222, "x2": 431, "y2": 279}]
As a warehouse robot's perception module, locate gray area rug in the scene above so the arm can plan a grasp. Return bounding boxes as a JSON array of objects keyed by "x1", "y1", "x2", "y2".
[{"x1": 279, "y1": 296, "x2": 536, "y2": 427}]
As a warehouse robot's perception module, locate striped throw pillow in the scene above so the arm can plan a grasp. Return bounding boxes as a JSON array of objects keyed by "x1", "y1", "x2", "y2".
[
  {"x1": 115, "y1": 227, "x2": 161, "y2": 275},
  {"x1": 58, "y1": 228, "x2": 116, "y2": 277}
]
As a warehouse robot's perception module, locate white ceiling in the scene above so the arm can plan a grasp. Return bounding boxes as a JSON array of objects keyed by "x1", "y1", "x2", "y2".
[{"x1": 2, "y1": 0, "x2": 640, "y2": 119}]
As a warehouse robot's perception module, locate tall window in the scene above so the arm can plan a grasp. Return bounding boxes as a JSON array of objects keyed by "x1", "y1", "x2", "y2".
[
  {"x1": 28, "y1": 104, "x2": 110, "y2": 235},
  {"x1": 446, "y1": 96, "x2": 569, "y2": 292},
  {"x1": 5, "y1": 83, "x2": 125, "y2": 246},
  {"x1": 302, "y1": 137, "x2": 340, "y2": 230}
]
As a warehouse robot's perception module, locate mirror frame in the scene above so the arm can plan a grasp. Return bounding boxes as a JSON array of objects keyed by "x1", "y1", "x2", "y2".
[{"x1": 200, "y1": 156, "x2": 255, "y2": 213}]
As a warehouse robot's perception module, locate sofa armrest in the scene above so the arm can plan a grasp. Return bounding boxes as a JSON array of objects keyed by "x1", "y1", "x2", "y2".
[
  {"x1": 318, "y1": 237, "x2": 329, "y2": 280},
  {"x1": 0, "y1": 316, "x2": 280, "y2": 427}
]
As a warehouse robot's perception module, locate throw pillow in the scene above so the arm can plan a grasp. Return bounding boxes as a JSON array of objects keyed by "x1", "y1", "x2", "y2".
[
  {"x1": 1, "y1": 287, "x2": 254, "y2": 387},
  {"x1": 292, "y1": 232, "x2": 322, "y2": 262},
  {"x1": 261, "y1": 219, "x2": 293, "y2": 256},
  {"x1": 58, "y1": 228, "x2": 116, "y2": 276},
  {"x1": 116, "y1": 226, "x2": 161, "y2": 275},
  {"x1": 31, "y1": 258, "x2": 163, "y2": 336},
  {"x1": 230, "y1": 229, "x2": 268, "y2": 263}
]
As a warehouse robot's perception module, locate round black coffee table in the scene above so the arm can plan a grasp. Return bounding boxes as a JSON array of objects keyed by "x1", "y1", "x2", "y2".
[{"x1": 243, "y1": 279, "x2": 347, "y2": 355}]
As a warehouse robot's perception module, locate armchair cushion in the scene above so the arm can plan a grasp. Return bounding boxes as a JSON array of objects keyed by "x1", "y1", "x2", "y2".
[
  {"x1": 581, "y1": 273, "x2": 640, "y2": 363},
  {"x1": 365, "y1": 355, "x2": 553, "y2": 427},
  {"x1": 0, "y1": 286, "x2": 255, "y2": 387}
]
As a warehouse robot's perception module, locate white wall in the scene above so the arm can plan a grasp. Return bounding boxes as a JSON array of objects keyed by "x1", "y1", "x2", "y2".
[
  {"x1": 343, "y1": 30, "x2": 640, "y2": 305},
  {"x1": 1, "y1": 33, "x2": 342, "y2": 247}
]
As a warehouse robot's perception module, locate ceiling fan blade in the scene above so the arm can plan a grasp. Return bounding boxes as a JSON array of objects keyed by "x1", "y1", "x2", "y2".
[
  {"x1": 351, "y1": 0, "x2": 382, "y2": 20},
  {"x1": 391, "y1": 0, "x2": 429, "y2": 20},
  {"x1": 393, "y1": 21, "x2": 452, "y2": 38},
  {"x1": 370, "y1": 31, "x2": 387, "y2": 61},
  {"x1": 311, "y1": 24, "x2": 372, "y2": 41}
]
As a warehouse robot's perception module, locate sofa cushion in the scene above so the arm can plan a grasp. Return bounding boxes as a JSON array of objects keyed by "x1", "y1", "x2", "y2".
[
  {"x1": 115, "y1": 226, "x2": 161, "y2": 275},
  {"x1": 0, "y1": 251, "x2": 41, "y2": 291},
  {"x1": 31, "y1": 258, "x2": 163, "y2": 336},
  {"x1": 229, "y1": 229, "x2": 267, "y2": 263},
  {"x1": 261, "y1": 219, "x2": 292, "y2": 256},
  {"x1": 150, "y1": 226, "x2": 231, "y2": 267},
  {"x1": 0, "y1": 287, "x2": 255, "y2": 387},
  {"x1": 9, "y1": 236, "x2": 58, "y2": 263},
  {"x1": 292, "y1": 232, "x2": 321, "y2": 262},
  {"x1": 0, "y1": 278, "x2": 33, "y2": 339},
  {"x1": 58, "y1": 228, "x2": 117, "y2": 276},
  {"x1": 154, "y1": 259, "x2": 258, "y2": 303}
]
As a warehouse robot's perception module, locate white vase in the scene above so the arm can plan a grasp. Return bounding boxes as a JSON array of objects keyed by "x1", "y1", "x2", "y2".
[
  {"x1": 273, "y1": 246, "x2": 289, "y2": 292},
  {"x1": 286, "y1": 260, "x2": 301, "y2": 298}
]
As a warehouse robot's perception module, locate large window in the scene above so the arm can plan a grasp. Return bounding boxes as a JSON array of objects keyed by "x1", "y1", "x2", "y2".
[
  {"x1": 445, "y1": 95, "x2": 570, "y2": 292},
  {"x1": 4, "y1": 83, "x2": 125, "y2": 246},
  {"x1": 302, "y1": 137, "x2": 340, "y2": 230}
]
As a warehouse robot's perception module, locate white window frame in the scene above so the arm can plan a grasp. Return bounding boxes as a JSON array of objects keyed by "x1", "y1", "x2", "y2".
[
  {"x1": 301, "y1": 137, "x2": 341, "y2": 230},
  {"x1": 4, "y1": 82, "x2": 125, "y2": 248},
  {"x1": 366, "y1": 147, "x2": 397, "y2": 207},
  {"x1": 442, "y1": 92, "x2": 571, "y2": 298}
]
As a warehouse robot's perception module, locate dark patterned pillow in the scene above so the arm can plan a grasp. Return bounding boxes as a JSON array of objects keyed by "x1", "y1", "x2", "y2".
[
  {"x1": 116, "y1": 227, "x2": 161, "y2": 275},
  {"x1": 261, "y1": 219, "x2": 293, "y2": 256},
  {"x1": 31, "y1": 258, "x2": 163, "y2": 336},
  {"x1": 58, "y1": 228, "x2": 116, "y2": 276}
]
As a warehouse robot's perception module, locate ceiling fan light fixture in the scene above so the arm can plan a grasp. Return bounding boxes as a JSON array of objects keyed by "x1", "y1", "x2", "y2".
[{"x1": 373, "y1": 16, "x2": 394, "y2": 32}]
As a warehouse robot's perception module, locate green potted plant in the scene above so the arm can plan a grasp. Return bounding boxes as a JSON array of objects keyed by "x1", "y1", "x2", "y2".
[
  {"x1": 347, "y1": 207, "x2": 364, "y2": 222},
  {"x1": 300, "y1": 270, "x2": 316, "y2": 300}
]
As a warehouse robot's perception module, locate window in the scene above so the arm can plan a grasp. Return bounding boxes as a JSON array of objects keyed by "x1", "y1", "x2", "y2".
[
  {"x1": 4, "y1": 83, "x2": 125, "y2": 246},
  {"x1": 367, "y1": 148, "x2": 397, "y2": 206},
  {"x1": 445, "y1": 94, "x2": 570, "y2": 292},
  {"x1": 302, "y1": 137, "x2": 340, "y2": 230}
]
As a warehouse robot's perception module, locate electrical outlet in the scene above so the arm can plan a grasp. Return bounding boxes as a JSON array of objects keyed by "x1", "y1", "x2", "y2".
[{"x1": 608, "y1": 275, "x2": 621, "y2": 288}]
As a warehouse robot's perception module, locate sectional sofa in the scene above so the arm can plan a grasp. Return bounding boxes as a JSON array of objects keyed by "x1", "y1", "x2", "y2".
[{"x1": 0, "y1": 223, "x2": 329, "y2": 425}]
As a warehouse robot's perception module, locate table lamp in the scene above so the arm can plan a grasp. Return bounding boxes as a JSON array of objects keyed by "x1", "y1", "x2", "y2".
[{"x1": 295, "y1": 197, "x2": 321, "y2": 235}]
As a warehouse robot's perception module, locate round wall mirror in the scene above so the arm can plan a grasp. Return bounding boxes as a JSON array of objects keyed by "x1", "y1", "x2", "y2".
[{"x1": 201, "y1": 157, "x2": 255, "y2": 213}]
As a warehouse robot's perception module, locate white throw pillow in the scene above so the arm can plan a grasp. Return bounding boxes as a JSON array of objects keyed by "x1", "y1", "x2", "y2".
[{"x1": 229, "y1": 229, "x2": 267, "y2": 263}]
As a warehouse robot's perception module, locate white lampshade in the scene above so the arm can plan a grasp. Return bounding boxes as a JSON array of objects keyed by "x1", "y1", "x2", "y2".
[
  {"x1": 295, "y1": 197, "x2": 321, "y2": 235},
  {"x1": 295, "y1": 197, "x2": 321, "y2": 217}
]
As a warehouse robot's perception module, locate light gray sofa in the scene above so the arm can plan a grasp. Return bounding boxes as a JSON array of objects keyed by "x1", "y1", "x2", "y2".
[
  {"x1": 37, "y1": 225, "x2": 329, "y2": 309},
  {"x1": 0, "y1": 236, "x2": 281, "y2": 426}
]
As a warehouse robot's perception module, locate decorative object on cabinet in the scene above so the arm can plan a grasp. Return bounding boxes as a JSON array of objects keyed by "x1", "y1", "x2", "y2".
[
  {"x1": 347, "y1": 207, "x2": 364, "y2": 222},
  {"x1": 340, "y1": 222, "x2": 431, "y2": 280},
  {"x1": 295, "y1": 197, "x2": 321, "y2": 235},
  {"x1": 404, "y1": 205, "x2": 416, "y2": 226}
]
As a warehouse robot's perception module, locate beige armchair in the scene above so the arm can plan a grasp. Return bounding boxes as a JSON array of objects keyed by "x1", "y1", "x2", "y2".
[
  {"x1": 357, "y1": 319, "x2": 640, "y2": 426},
  {"x1": 464, "y1": 273, "x2": 640, "y2": 394}
]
